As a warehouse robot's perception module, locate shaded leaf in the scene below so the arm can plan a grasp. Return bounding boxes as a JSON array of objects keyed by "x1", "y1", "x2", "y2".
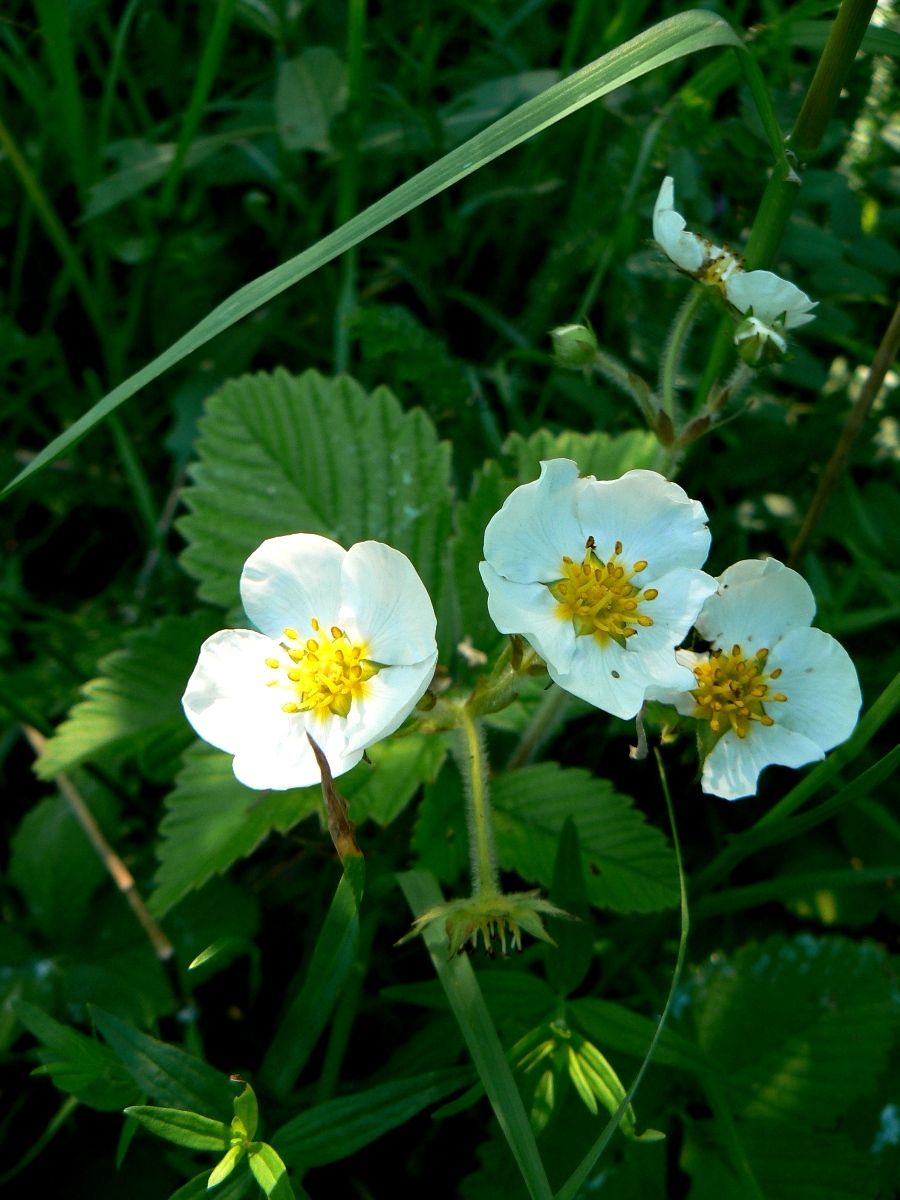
[{"x1": 276, "y1": 48, "x2": 347, "y2": 152}]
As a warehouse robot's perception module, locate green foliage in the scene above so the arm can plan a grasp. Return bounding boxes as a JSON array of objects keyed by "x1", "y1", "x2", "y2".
[
  {"x1": 36, "y1": 612, "x2": 219, "y2": 779},
  {"x1": 492, "y1": 764, "x2": 679, "y2": 913},
  {"x1": 124, "y1": 1106, "x2": 233, "y2": 1152}
]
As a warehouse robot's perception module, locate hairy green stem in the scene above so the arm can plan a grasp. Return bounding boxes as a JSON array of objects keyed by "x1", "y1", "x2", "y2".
[
  {"x1": 658, "y1": 285, "x2": 707, "y2": 424},
  {"x1": 454, "y1": 705, "x2": 499, "y2": 898}
]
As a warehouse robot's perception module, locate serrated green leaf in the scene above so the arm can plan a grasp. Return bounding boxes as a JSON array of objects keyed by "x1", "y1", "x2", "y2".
[
  {"x1": 8, "y1": 789, "x2": 117, "y2": 941},
  {"x1": 248, "y1": 1143, "x2": 295, "y2": 1200},
  {"x1": 569, "y1": 998, "x2": 705, "y2": 1074},
  {"x1": 687, "y1": 934, "x2": 895, "y2": 1126},
  {"x1": 272, "y1": 1066, "x2": 472, "y2": 1169},
  {"x1": 92, "y1": 1007, "x2": 232, "y2": 1120},
  {"x1": 176, "y1": 370, "x2": 453, "y2": 650},
  {"x1": 505, "y1": 428, "x2": 661, "y2": 482},
  {"x1": 151, "y1": 742, "x2": 320, "y2": 916},
  {"x1": 124, "y1": 1105, "x2": 233, "y2": 1151},
  {"x1": 491, "y1": 764, "x2": 678, "y2": 913},
  {"x1": 36, "y1": 613, "x2": 218, "y2": 779},
  {"x1": 12, "y1": 1000, "x2": 137, "y2": 1111},
  {"x1": 347, "y1": 733, "x2": 448, "y2": 828}
]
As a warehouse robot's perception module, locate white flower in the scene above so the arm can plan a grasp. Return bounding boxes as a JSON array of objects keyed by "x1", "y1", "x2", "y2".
[
  {"x1": 653, "y1": 175, "x2": 742, "y2": 287},
  {"x1": 479, "y1": 459, "x2": 716, "y2": 719},
  {"x1": 183, "y1": 534, "x2": 438, "y2": 790},
  {"x1": 725, "y1": 270, "x2": 817, "y2": 330},
  {"x1": 661, "y1": 558, "x2": 861, "y2": 800}
]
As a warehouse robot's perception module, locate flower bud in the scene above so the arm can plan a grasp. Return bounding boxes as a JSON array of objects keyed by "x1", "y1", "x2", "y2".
[
  {"x1": 734, "y1": 315, "x2": 787, "y2": 366},
  {"x1": 550, "y1": 323, "x2": 597, "y2": 368}
]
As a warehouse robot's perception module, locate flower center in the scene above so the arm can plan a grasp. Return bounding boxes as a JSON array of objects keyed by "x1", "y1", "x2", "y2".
[
  {"x1": 691, "y1": 644, "x2": 788, "y2": 739},
  {"x1": 265, "y1": 618, "x2": 379, "y2": 720},
  {"x1": 547, "y1": 537, "x2": 657, "y2": 649},
  {"x1": 697, "y1": 243, "x2": 742, "y2": 293}
]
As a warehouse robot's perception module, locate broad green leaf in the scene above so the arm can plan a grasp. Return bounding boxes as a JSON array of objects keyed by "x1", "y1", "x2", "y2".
[
  {"x1": 150, "y1": 742, "x2": 320, "y2": 916},
  {"x1": 259, "y1": 864, "x2": 364, "y2": 1098},
  {"x1": 504, "y1": 428, "x2": 661, "y2": 481},
  {"x1": 36, "y1": 613, "x2": 218, "y2": 779},
  {"x1": 248, "y1": 1143, "x2": 296, "y2": 1200},
  {"x1": 209, "y1": 1145, "x2": 246, "y2": 1188},
  {"x1": 686, "y1": 934, "x2": 894, "y2": 1126},
  {"x1": 545, "y1": 818, "x2": 593, "y2": 998},
  {"x1": 12, "y1": 1000, "x2": 137, "y2": 1111},
  {"x1": 453, "y1": 460, "x2": 514, "y2": 654},
  {"x1": 2, "y1": 11, "x2": 746, "y2": 498},
  {"x1": 410, "y1": 764, "x2": 471, "y2": 887},
  {"x1": 176, "y1": 370, "x2": 452, "y2": 632},
  {"x1": 492, "y1": 764, "x2": 678, "y2": 913},
  {"x1": 397, "y1": 870, "x2": 553, "y2": 1200},
  {"x1": 168, "y1": 1166, "x2": 253, "y2": 1200},
  {"x1": 124, "y1": 1105, "x2": 232, "y2": 1151},
  {"x1": 348, "y1": 734, "x2": 448, "y2": 827},
  {"x1": 91, "y1": 1007, "x2": 232, "y2": 1120},
  {"x1": 276, "y1": 48, "x2": 347, "y2": 151},
  {"x1": 272, "y1": 1065, "x2": 473, "y2": 1169},
  {"x1": 8, "y1": 789, "x2": 117, "y2": 941},
  {"x1": 568, "y1": 998, "x2": 705, "y2": 1075},
  {"x1": 233, "y1": 1082, "x2": 258, "y2": 1141},
  {"x1": 682, "y1": 1122, "x2": 880, "y2": 1200}
]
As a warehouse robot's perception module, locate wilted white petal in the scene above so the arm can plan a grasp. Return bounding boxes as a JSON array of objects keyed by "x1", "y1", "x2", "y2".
[{"x1": 725, "y1": 270, "x2": 816, "y2": 329}]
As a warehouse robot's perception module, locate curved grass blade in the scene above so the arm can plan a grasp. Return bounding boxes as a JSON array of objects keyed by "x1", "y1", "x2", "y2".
[
  {"x1": 2, "y1": 10, "x2": 744, "y2": 499},
  {"x1": 398, "y1": 869, "x2": 554, "y2": 1200}
]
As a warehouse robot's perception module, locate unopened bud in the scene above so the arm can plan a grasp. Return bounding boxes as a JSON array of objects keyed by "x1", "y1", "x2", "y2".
[
  {"x1": 734, "y1": 315, "x2": 787, "y2": 366},
  {"x1": 550, "y1": 323, "x2": 598, "y2": 368}
]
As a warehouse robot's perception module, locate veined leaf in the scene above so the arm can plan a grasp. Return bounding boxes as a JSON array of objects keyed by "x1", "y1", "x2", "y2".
[
  {"x1": 686, "y1": 934, "x2": 895, "y2": 1126},
  {"x1": 124, "y1": 1105, "x2": 232, "y2": 1151},
  {"x1": 13, "y1": 1000, "x2": 137, "y2": 1112},
  {"x1": 272, "y1": 1066, "x2": 472, "y2": 1169},
  {"x1": 3, "y1": 11, "x2": 747, "y2": 499},
  {"x1": 91, "y1": 1007, "x2": 232, "y2": 1120},
  {"x1": 176, "y1": 370, "x2": 452, "y2": 643},
  {"x1": 505, "y1": 428, "x2": 661, "y2": 481},
  {"x1": 492, "y1": 764, "x2": 678, "y2": 913},
  {"x1": 150, "y1": 742, "x2": 320, "y2": 916},
  {"x1": 248, "y1": 1143, "x2": 296, "y2": 1200},
  {"x1": 36, "y1": 613, "x2": 218, "y2": 779}
]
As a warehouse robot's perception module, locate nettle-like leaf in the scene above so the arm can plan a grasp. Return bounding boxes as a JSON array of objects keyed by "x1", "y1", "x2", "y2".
[
  {"x1": 452, "y1": 428, "x2": 662, "y2": 654},
  {"x1": 491, "y1": 764, "x2": 678, "y2": 914},
  {"x1": 686, "y1": 934, "x2": 895, "y2": 1126},
  {"x1": 36, "y1": 612, "x2": 218, "y2": 779},
  {"x1": 153, "y1": 732, "x2": 443, "y2": 916},
  {"x1": 176, "y1": 368, "x2": 454, "y2": 654}
]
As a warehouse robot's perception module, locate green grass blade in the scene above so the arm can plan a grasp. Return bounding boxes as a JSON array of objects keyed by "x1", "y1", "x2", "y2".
[
  {"x1": 398, "y1": 869, "x2": 554, "y2": 1200},
  {"x1": 554, "y1": 751, "x2": 689, "y2": 1200},
  {"x1": 1, "y1": 9, "x2": 743, "y2": 499}
]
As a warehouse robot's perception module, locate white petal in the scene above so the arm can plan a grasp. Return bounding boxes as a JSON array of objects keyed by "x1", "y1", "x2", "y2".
[
  {"x1": 618, "y1": 567, "x2": 717, "y2": 657},
  {"x1": 483, "y1": 459, "x2": 589, "y2": 583},
  {"x1": 702, "y1": 722, "x2": 824, "y2": 801},
  {"x1": 652, "y1": 176, "x2": 706, "y2": 274},
  {"x1": 241, "y1": 533, "x2": 345, "y2": 641},
  {"x1": 479, "y1": 562, "x2": 577, "y2": 674},
  {"x1": 725, "y1": 270, "x2": 816, "y2": 327},
  {"x1": 768, "y1": 626, "x2": 861, "y2": 752},
  {"x1": 343, "y1": 657, "x2": 437, "y2": 753},
  {"x1": 182, "y1": 629, "x2": 285, "y2": 754},
  {"x1": 576, "y1": 470, "x2": 711, "y2": 577},
  {"x1": 339, "y1": 541, "x2": 437, "y2": 665},
  {"x1": 696, "y1": 558, "x2": 816, "y2": 649},
  {"x1": 233, "y1": 714, "x2": 363, "y2": 790},
  {"x1": 550, "y1": 636, "x2": 647, "y2": 719},
  {"x1": 647, "y1": 650, "x2": 706, "y2": 716}
]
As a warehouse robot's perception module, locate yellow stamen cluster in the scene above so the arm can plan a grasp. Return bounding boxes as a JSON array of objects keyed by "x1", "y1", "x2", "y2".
[
  {"x1": 265, "y1": 617, "x2": 379, "y2": 719},
  {"x1": 548, "y1": 537, "x2": 657, "y2": 648},
  {"x1": 697, "y1": 243, "x2": 743, "y2": 293},
  {"x1": 691, "y1": 644, "x2": 787, "y2": 739}
]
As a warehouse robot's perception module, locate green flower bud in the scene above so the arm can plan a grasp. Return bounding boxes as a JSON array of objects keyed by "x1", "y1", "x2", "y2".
[
  {"x1": 550, "y1": 323, "x2": 598, "y2": 369},
  {"x1": 733, "y1": 314, "x2": 787, "y2": 366}
]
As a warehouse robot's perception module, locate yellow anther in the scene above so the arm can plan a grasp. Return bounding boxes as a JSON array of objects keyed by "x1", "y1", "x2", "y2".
[
  {"x1": 265, "y1": 658, "x2": 280, "y2": 669},
  {"x1": 284, "y1": 627, "x2": 299, "y2": 640},
  {"x1": 770, "y1": 667, "x2": 783, "y2": 679},
  {"x1": 331, "y1": 625, "x2": 343, "y2": 639},
  {"x1": 264, "y1": 615, "x2": 377, "y2": 720},
  {"x1": 548, "y1": 542, "x2": 655, "y2": 646},
  {"x1": 288, "y1": 648, "x2": 304, "y2": 662},
  {"x1": 614, "y1": 540, "x2": 623, "y2": 556},
  {"x1": 772, "y1": 693, "x2": 787, "y2": 703},
  {"x1": 632, "y1": 559, "x2": 648, "y2": 572},
  {"x1": 282, "y1": 702, "x2": 300, "y2": 713},
  {"x1": 636, "y1": 615, "x2": 653, "y2": 627},
  {"x1": 311, "y1": 617, "x2": 320, "y2": 631},
  {"x1": 288, "y1": 669, "x2": 302, "y2": 682},
  {"x1": 643, "y1": 588, "x2": 658, "y2": 601},
  {"x1": 691, "y1": 645, "x2": 789, "y2": 740}
]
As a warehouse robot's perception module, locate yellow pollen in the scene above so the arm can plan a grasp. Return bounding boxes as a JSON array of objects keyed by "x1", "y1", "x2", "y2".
[
  {"x1": 547, "y1": 541, "x2": 656, "y2": 648},
  {"x1": 265, "y1": 618, "x2": 380, "y2": 720},
  {"x1": 691, "y1": 644, "x2": 788, "y2": 740}
]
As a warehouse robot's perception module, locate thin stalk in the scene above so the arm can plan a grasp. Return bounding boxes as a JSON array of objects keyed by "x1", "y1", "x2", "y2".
[
  {"x1": 592, "y1": 348, "x2": 657, "y2": 428},
  {"x1": 158, "y1": 0, "x2": 238, "y2": 218},
  {"x1": 108, "y1": 414, "x2": 161, "y2": 550},
  {"x1": 455, "y1": 705, "x2": 499, "y2": 898},
  {"x1": 333, "y1": 0, "x2": 367, "y2": 372},
  {"x1": 790, "y1": 297, "x2": 900, "y2": 564},
  {"x1": 658, "y1": 285, "x2": 707, "y2": 423}
]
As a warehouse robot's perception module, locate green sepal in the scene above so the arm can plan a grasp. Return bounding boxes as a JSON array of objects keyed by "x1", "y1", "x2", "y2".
[{"x1": 123, "y1": 1106, "x2": 233, "y2": 1151}]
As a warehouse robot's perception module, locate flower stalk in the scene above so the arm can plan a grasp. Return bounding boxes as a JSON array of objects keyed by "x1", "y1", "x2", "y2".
[{"x1": 454, "y1": 703, "x2": 499, "y2": 898}]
